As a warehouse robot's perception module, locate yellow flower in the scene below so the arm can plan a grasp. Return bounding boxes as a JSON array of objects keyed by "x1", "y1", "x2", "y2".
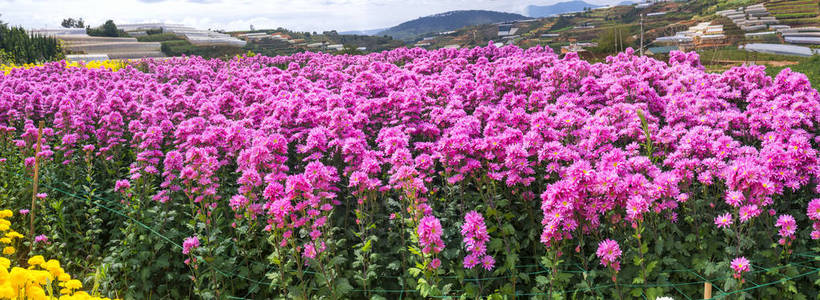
[
  {"x1": 26, "y1": 285, "x2": 47, "y2": 300},
  {"x1": 3, "y1": 246, "x2": 14, "y2": 255},
  {"x1": 0, "y1": 210, "x2": 12, "y2": 218},
  {"x1": 10, "y1": 267, "x2": 31, "y2": 288},
  {"x1": 44, "y1": 259, "x2": 63, "y2": 277},
  {"x1": 58, "y1": 273, "x2": 71, "y2": 281},
  {"x1": 65, "y1": 279, "x2": 82, "y2": 290},
  {"x1": 27, "y1": 256, "x2": 45, "y2": 267},
  {"x1": 6, "y1": 231, "x2": 23, "y2": 239},
  {"x1": 31, "y1": 270, "x2": 52, "y2": 285},
  {"x1": 0, "y1": 238, "x2": 11, "y2": 244},
  {"x1": 0, "y1": 257, "x2": 10, "y2": 269}
]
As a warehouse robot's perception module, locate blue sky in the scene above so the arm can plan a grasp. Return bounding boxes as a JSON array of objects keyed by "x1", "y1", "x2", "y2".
[{"x1": 1, "y1": 0, "x2": 622, "y2": 32}]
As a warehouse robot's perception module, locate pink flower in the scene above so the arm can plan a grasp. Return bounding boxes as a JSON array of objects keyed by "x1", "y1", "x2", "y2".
[
  {"x1": 731, "y1": 257, "x2": 750, "y2": 278},
  {"x1": 430, "y1": 258, "x2": 441, "y2": 270},
  {"x1": 34, "y1": 235, "x2": 48, "y2": 243},
  {"x1": 463, "y1": 254, "x2": 479, "y2": 269},
  {"x1": 596, "y1": 239, "x2": 622, "y2": 271},
  {"x1": 738, "y1": 205, "x2": 761, "y2": 223},
  {"x1": 807, "y1": 199, "x2": 820, "y2": 221},
  {"x1": 36, "y1": 193, "x2": 47, "y2": 199},
  {"x1": 714, "y1": 213, "x2": 733, "y2": 229},
  {"x1": 481, "y1": 255, "x2": 495, "y2": 271},
  {"x1": 114, "y1": 180, "x2": 131, "y2": 193},
  {"x1": 725, "y1": 190, "x2": 744, "y2": 207},
  {"x1": 182, "y1": 236, "x2": 200, "y2": 254},
  {"x1": 18, "y1": 209, "x2": 29, "y2": 215}
]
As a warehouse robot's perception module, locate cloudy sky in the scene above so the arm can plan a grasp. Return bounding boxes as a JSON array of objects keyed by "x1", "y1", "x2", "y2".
[{"x1": 1, "y1": 0, "x2": 622, "y2": 32}]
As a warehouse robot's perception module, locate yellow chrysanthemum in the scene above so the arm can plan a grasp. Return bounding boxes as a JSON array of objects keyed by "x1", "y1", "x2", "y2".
[
  {"x1": 26, "y1": 285, "x2": 46, "y2": 300},
  {"x1": 27, "y1": 256, "x2": 45, "y2": 267},
  {"x1": 9, "y1": 267, "x2": 31, "y2": 288},
  {"x1": 0, "y1": 206, "x2": 118, "y2": 300},
  {"x1": 0, "y1": 210, "x2": 12, "y2": 218},
  {"x1": 64, "y1": 279, "x2": 82, "y2": 290},
  {"x1": 31, "y1": 270, "x2": 52, "y2": 285}
]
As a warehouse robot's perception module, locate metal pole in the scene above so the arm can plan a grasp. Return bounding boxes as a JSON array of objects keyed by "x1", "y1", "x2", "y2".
[{"x1": 640, "y1": 13, "x2": 644, "y2": 56}]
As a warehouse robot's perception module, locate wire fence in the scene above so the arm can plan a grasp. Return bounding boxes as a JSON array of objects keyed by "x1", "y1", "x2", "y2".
[{"x1": 4, "y1": 167, "x2": 820, "y2": 299}]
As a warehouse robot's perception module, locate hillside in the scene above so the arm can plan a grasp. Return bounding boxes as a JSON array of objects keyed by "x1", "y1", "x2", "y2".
[
  {"x1": 526, "y1": 0, "x2": 603, "y2": 18},
  {"x1": 378, "y1": 10, "x2": 530, "y2": 41},
  {"x1": 339, "y1": 28, "x2": 388, "y2": 36}
]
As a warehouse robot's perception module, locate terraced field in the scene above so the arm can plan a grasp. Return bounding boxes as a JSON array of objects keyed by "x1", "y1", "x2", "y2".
[{"x1": 766, "y1": 0, "x2": 820, "y2": 26}]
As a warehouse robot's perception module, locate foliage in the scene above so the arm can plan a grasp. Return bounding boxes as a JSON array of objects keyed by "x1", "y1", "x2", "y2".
[
  {"x1": 61, "y1": 18, "x2": 85, "y2": 29},
  {"x1": 86, "y1": 20, "x2": 129, "y2": 38},
  {"x1": 160, "y1": 40, "x2": 245, "y2": 59},
  {"x1": 0, "y1": 23, "x2": 63, "y2": 64}
]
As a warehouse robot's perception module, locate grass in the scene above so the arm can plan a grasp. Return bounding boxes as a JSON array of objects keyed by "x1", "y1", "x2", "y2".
[
  {"x1": 765, "y1": 55, "x2": 820, "y2": 88},
  {"x1": 697, "y1": 48, "x2": 800, "y2": 61}
]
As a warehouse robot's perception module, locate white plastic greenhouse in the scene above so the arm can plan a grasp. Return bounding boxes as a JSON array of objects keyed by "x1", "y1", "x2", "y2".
[
  {"x1": 784, "y1": 37, "x2": 820, "y2": 44},
  {"x1": 65, "y1": 54, "x2": 110, "y2": 62},
  {"x1": 740, "y1": 43, "x2": 817, "y2": 56}
]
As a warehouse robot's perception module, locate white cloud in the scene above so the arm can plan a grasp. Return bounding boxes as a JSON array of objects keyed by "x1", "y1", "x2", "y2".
[{"x1": 0, "y1": 0, "x2": 622, "y2": 32}]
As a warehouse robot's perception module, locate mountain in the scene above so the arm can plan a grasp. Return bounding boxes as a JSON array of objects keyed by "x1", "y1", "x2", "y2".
[
  {"x1": 378, "y1": 10, "x2": 530, "y2": 41},
  {"x1": 526, "y1": 1, "x2": 603, "y2": 18},
  {"x1": 339, "y1": 28, "x2": 388, "y2": 36},
  {"x1": 617, "y1": 1, "x2": 636, "y2": 6}
]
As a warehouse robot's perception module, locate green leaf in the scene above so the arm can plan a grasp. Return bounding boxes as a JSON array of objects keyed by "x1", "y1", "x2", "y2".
[
  {"x1": 536, "y1": 275, "x2": 549, "y2": 287},
  {"x1": 335, "y1": 278, "x2": 354, "y2": 295},
  {"x1": 361, "y1": 239, "x2": 372, "y2": 253},
  {"x1": 647, "y1": 260, "x2": 658, "y2": 274}
]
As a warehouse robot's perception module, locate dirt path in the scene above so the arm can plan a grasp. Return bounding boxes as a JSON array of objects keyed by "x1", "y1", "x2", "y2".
[{"x1": 710, "y1": 60, "x2": 799, "y2": 66}]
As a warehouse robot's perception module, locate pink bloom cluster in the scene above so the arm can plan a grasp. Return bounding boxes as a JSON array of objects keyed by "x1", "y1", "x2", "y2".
[
  {"x1": 596, "y1": 239, "x2": 622, "y2": 272},
  {"x1": 182, "y1": 236, "x2": 200, "y2": 255},
  {"x1": 775, "y1": 214, "x2": 797, "y2": 245},
  {"x1": 461, "y1": 211, "x2": 494, "y2": 271},
  {"x1": 0, "y1": 44, "x2": 818, "y2": 272},
  {"x1": 418, "y1": 215, "x2": 445, "y2": 255}
]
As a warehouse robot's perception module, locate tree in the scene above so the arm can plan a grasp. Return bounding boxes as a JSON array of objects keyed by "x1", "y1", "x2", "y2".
[
  {"x1": 102, "y1": 20, "x2": 119, "y2": 37},
  {"x1": 61, "y1": 18, "x2": 85, "y2": 28},
  {"x1": 87, "y1": 20, "x2": 126, "y2": 37}
]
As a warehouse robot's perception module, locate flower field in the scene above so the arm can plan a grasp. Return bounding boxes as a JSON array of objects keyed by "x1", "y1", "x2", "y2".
[{"x1": 0, "y1": 45, "x2": 818, "y2": 299}]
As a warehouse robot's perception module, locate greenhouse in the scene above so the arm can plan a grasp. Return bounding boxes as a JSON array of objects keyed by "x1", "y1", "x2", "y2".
[{"x1": 740, "y1": 43, "x2": 817, "y2": 56}]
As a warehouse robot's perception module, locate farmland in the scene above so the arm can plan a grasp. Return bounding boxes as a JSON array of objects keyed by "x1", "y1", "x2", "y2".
[{"x1": 0, "y1": 44, "x2": 818, "y2": 299}]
